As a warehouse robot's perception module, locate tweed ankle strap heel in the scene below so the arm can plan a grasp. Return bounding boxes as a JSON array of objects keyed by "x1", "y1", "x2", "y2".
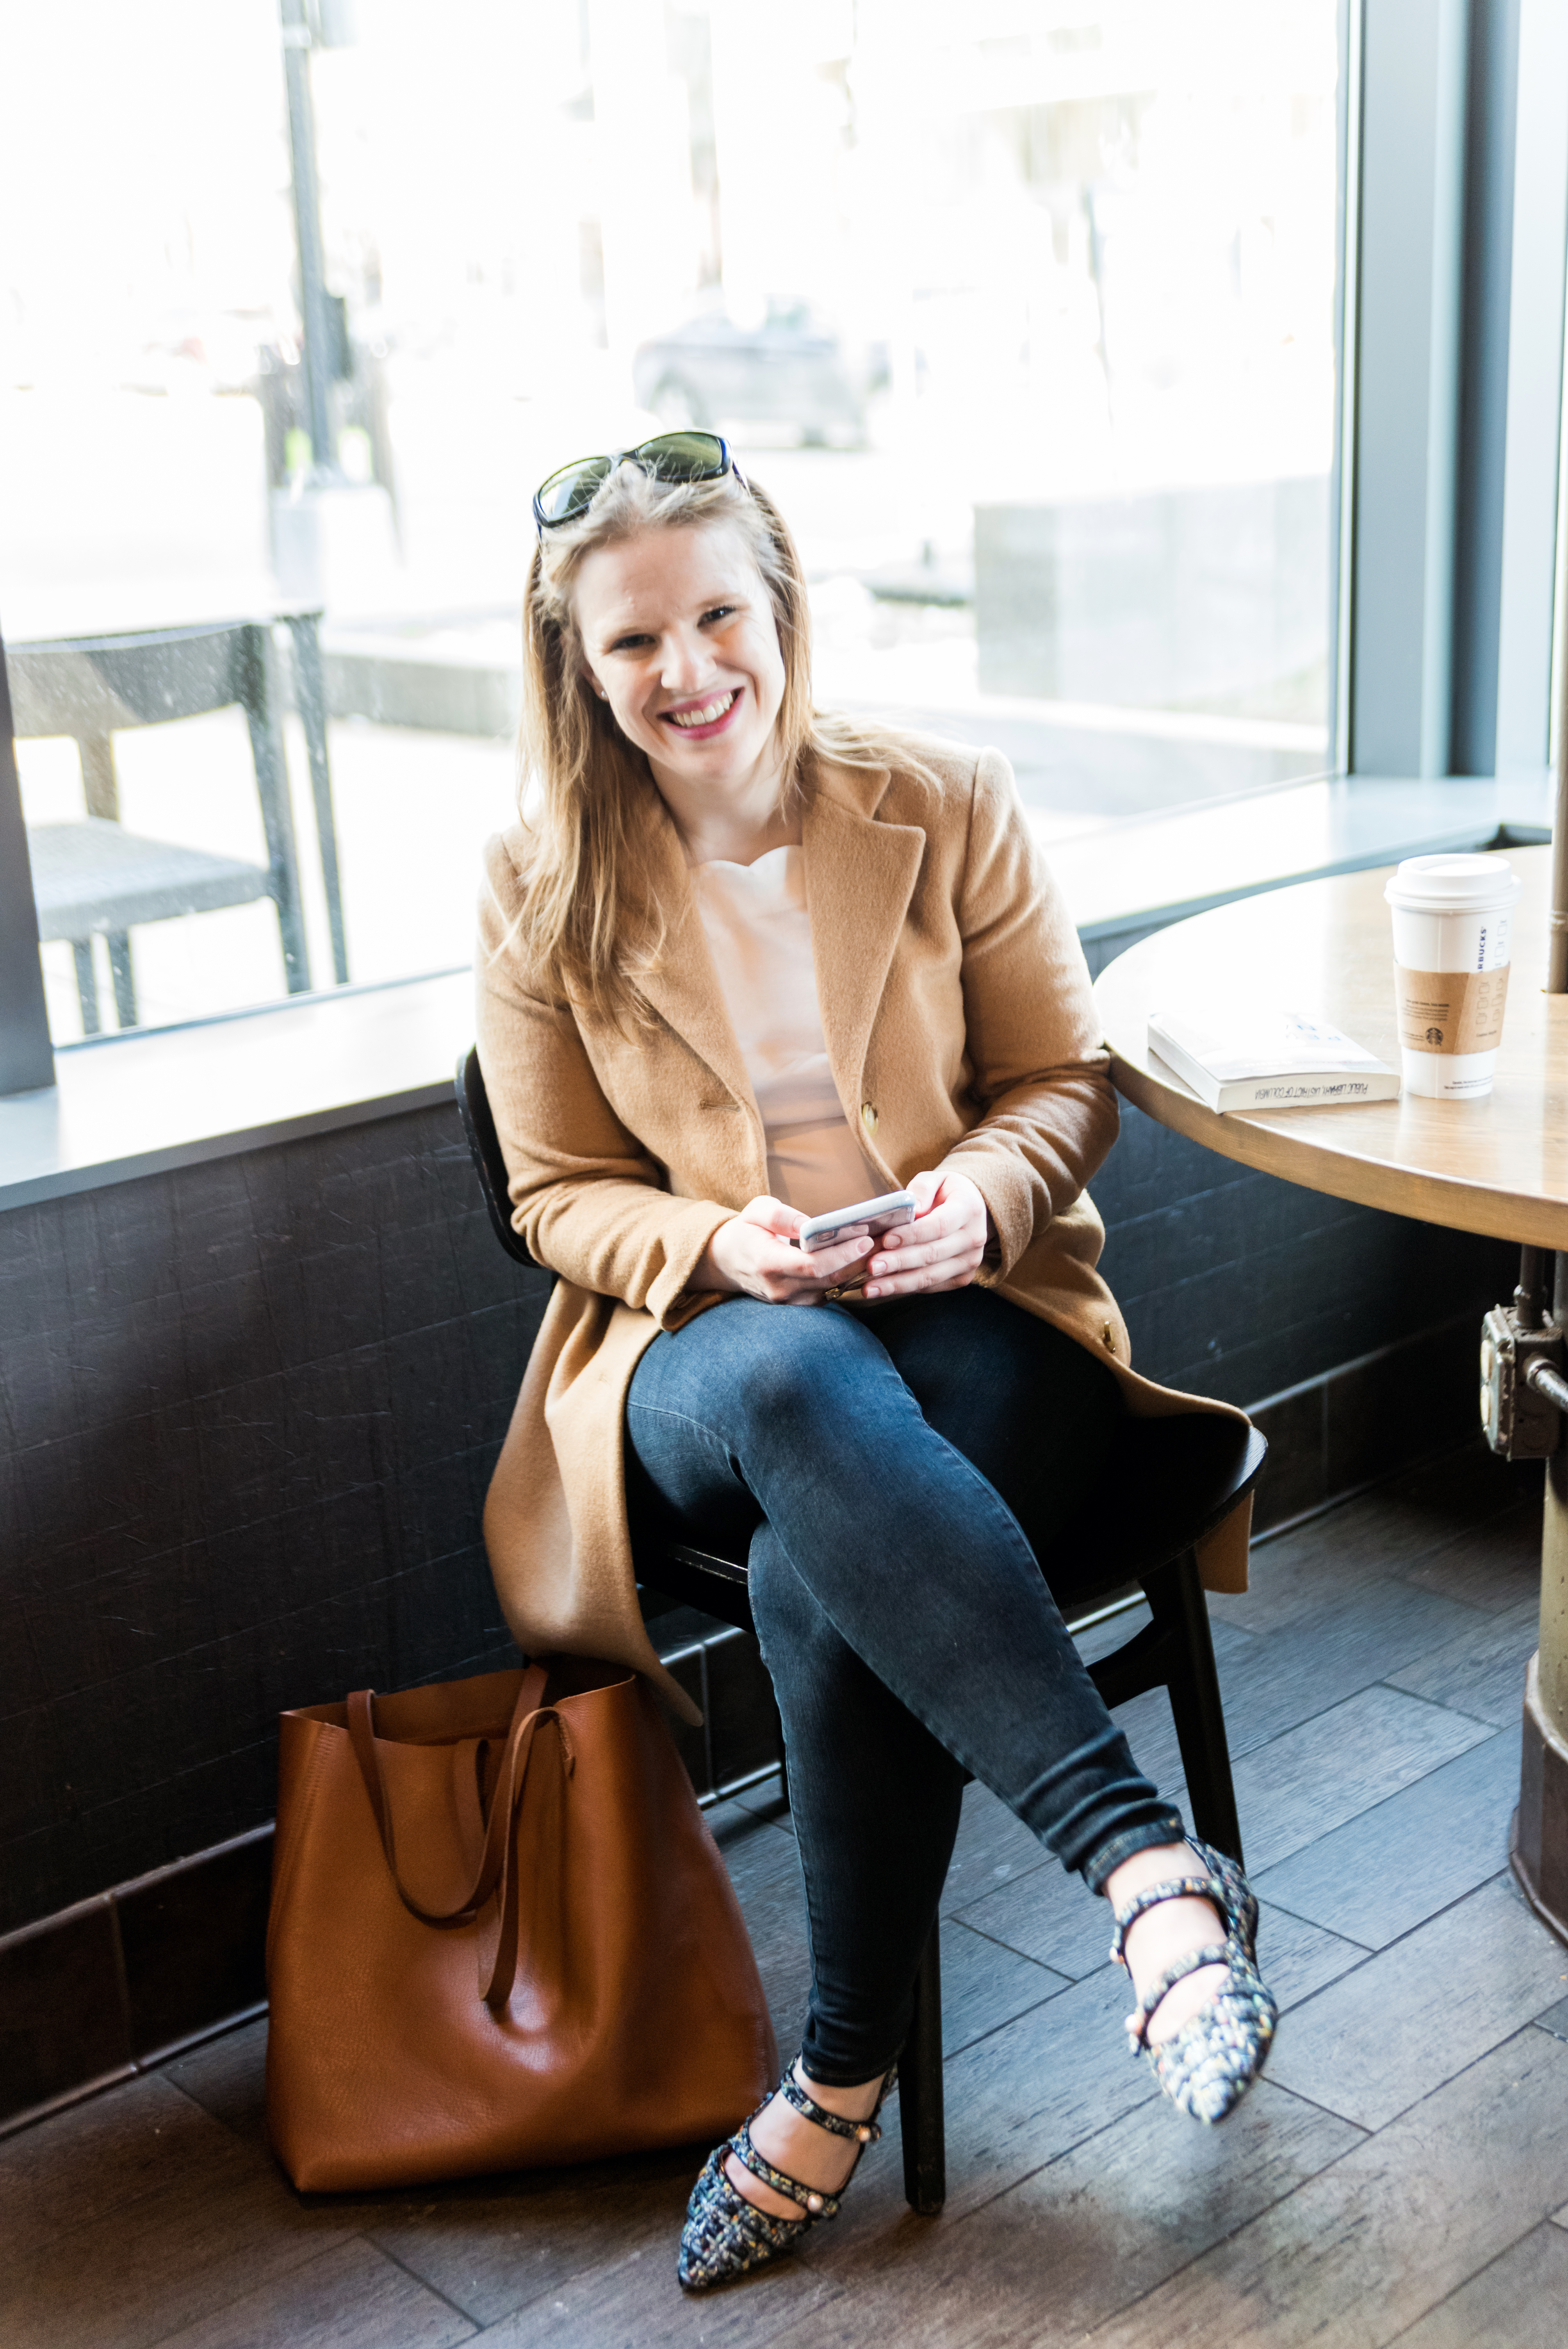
[
  {"x1": 1109, "y1": 1835, "x2": 1277, "y2": 2126},
  {"x1": 677, "y1": 2060, "x2": 897, "y2": 2290}
]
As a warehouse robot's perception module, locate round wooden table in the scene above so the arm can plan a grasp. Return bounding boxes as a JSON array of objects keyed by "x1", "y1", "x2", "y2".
[{"x1": 1094, "y1": 843, "x2": 1568, "y2": 1939}]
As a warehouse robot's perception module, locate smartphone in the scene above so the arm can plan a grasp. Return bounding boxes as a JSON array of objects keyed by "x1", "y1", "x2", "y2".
[{"x1": 798, "y1": 1190, "x2": 918, "y2": 1253}]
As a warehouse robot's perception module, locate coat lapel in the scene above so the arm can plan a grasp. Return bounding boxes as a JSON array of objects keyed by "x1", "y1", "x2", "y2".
[{"x1": 803, "y1": 762, "x2": 924, "y2": 1106}]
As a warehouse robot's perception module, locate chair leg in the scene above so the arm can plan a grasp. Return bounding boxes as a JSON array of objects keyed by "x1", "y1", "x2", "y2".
[
  {"x1": 106, "y1": 930, "x2": 137, "y2": 1028},
  {"x1": 241, "y1": 624, "x2": 312, "y2": 994},
  {"x1": 899, "y1": 1921, "x2": 945, "y2": 2214},
  {"x1": 80, "y1": 732, "x2": 120, "y2": 822},
  {"x1": 71, "y1": 941, "x2": 101, "y2": 1036},
  {"x1": 1150, "y1": 1547, "x2": 1244, "y2": 1866},
  {"x1": 285, "y1": 613, "x2": 349, "y2": 986}
]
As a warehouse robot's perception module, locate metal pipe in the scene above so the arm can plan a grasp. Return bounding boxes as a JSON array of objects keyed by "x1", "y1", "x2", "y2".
[
  {"x1": 279, "y1": 0, "x2": 342, "y2": 483},
  {"x1": 1543, "y1": 1256, "x2": 1568, "y2": 1745},
  {"x1": 1525, "y1": 1355, "x2": 1568, "y2": 1413},
  {"x1": 1517, "y1": 1245, "x2": 1547, "y2": 1328}
]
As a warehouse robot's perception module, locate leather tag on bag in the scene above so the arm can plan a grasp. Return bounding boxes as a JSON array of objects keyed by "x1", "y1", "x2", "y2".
[{"x1": 1394, "y1": 964, "x2": 1510, "y2": 1054}]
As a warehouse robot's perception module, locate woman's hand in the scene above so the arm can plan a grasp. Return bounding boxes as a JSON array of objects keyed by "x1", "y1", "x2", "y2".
[
  {"x1": 860, "y1": 1170, "x2": 990, "y2": 1301},
  {"x1": 695, "y1": 1196, "x2": 874, "y2": 1306}
]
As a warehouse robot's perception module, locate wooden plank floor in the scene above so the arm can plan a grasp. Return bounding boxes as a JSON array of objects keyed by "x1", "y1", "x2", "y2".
[{"x1": 6, "y1": 1440, "x2": 1568, "y2": 2349}]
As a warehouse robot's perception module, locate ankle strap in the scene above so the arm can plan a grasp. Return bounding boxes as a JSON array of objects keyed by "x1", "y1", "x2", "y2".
[
  {"x1": 779, "y1": 2062, "x2": 894, "y2": 2145},
  {"x1": 730, "y1": 2123, "x2": 845, "y2": 2218},
  {"x1": 1108, "y1": 1872, "x2": 1224, "y2": 1965},
  {"x1": 1123, "y1": 1941, "x2": 1233, "y2": 2050}
]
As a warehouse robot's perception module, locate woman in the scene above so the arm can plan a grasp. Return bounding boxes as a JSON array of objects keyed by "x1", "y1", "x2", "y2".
[{"x1": 477, "y1": 433, "x2": 1276, "y2": 2291}]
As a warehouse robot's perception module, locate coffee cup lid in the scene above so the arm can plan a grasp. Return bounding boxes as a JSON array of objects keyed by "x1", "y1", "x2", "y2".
[{"x1": 1384, "y1": 853, "x2": 1522, "y2": 913}]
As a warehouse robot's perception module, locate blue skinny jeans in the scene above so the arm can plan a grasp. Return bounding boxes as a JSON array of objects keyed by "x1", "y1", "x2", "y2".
[{"x1": 624, "y1": 1285, "x2": 1184, "y2": 2085}]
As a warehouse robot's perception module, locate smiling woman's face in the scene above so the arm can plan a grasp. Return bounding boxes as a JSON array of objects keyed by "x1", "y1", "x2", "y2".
[{"x1": 571, "y1": 520, "x2": 788, "y2": 804}]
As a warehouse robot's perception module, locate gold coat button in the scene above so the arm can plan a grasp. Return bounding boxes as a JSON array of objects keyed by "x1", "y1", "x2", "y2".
[
  {"x1": 861, "y1": 1102, "x2": 879, "y2": 1136},
  {"x1": 1102, "y1": 1322, "x2": 1118, "y2": 1354}
]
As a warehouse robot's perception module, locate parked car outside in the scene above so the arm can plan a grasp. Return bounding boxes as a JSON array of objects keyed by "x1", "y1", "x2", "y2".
[{"x1": 633, "y1": 302, "x2": 866, "y2": 446}]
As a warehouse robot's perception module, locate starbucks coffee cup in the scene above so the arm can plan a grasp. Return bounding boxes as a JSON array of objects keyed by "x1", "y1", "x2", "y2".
[{"x1": 1384, "y1": 853, "x2": 1522, "y2": 1099}]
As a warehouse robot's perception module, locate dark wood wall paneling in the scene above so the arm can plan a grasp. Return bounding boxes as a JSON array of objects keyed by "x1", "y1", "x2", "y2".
[
  {"x1": 0, "y1": 1110, "x2": 549, "y2": 1936},
  {"x1": 0, "y1": 995, "x2": 1516, "y2": 1938}
]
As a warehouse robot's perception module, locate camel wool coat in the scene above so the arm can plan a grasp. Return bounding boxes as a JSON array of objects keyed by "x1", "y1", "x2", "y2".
[{"x1": 476, "y1": 738, "x2": 1251, "y2": 1725}]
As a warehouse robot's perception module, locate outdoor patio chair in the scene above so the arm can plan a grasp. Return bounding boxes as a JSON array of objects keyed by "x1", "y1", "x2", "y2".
[
  {"x1": 456, "y1": 1042, "x2": 1265, "y2": 2216},
  {"x1": 9, "y1": 613, "x2": 347, "y2": 1033}
]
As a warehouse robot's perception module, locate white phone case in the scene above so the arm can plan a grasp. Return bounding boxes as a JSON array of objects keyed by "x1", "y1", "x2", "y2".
[{"x1": 798, "y1": 1190, "x2": 917, "y2": 1252}]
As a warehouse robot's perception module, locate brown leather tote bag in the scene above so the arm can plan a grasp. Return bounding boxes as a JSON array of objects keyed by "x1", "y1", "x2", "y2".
[{"x1": 265, "y1": 1656, "x2": 778, "y2": 2191}]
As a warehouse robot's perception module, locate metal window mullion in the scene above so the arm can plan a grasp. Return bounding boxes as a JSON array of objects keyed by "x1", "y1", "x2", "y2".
[
  {"x1": 1331, "y1": 0, "x2": 1365, "y2": 779},
  {"x1": 0, "y1": 627, "x2": 55, "y2": 1096},
  {"x1": 1495, "y1": 0, "x2": 1568, "y2": 778},
  {"x1": 1348, "y1": 0, "x2": 1472, "y2": 778}
]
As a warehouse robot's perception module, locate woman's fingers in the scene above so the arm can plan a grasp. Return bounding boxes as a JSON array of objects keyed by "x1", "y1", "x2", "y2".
[
  {"x1": 870, "y1": 1210, "x2": 981, "y2": 1278},
  {"x1": 877, "y1": 1205, "x2": 953, "y2": 1258},
  {"x1": 740, "y1": 1228, "x2": 871, "y2": 1304},
  {"x1": 703, "y1": 1208, "x2": 874, "y2": 1301},
  {"x1": 805, "y1": 1232, "x2": 874, "y2": 1275},
  {"x1": 880, "y1": 1177, "x2": 984, "y2": 1249},
  {"x1": 862, "y1": 1255, "x2": 980, "y2": 1299},
  {"x1": 712, "y1": 1178, "x2": 987, "y2": 1306},
  {"x1": 862, "y1": 1228, "x2": 982, "y2": 1297},
  {"x1": 736, "y1": 1194, "x2": 811, "y2": 1243},
  {"x1": 776, "y1": 1235, "x2": 870, "y2": 1289},
  {"x1": 878, "y1": 1231, "x2": 974, "y2": 1275},
  {"x1": 861, "y1": 1266, "x2": 977, "y2": 1300},
  {"x1": 904, "y1": 1167, "x2": 946, "y2": 1219},
  {"x1": 859, "y1": 1173, "x2": 987, "y2": 1299}
]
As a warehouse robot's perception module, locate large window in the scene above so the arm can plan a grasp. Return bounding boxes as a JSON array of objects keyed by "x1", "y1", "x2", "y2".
[{"x1": 3, "y1": 0, "x2": 1340, "y2": 1045}]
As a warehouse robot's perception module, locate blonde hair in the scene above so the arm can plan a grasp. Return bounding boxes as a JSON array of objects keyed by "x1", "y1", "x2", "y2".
[{"x1": 508, "y1": 460, "x2": 930, "y2": 1028}]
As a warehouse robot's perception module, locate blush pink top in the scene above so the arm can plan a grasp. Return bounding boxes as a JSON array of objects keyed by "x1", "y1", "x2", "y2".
[{"x1": 690, "y1": 844, "x2": 875, "y2": 1216}]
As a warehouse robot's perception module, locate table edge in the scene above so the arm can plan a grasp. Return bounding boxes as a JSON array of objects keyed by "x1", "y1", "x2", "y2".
[{"x1": 1108, "y1": 1053, "x2": 1568, "y2": 1252}]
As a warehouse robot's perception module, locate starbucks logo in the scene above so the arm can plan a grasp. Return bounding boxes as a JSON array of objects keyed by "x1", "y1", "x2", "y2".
[{"x1": 1425, "y1": 1026, "x2": 1444, "y2": 1044}]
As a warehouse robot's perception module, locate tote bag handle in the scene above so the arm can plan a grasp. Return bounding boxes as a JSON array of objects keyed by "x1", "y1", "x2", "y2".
[{"x1": 346, "y1": 1662, "x2": 574, "y2": 2007}]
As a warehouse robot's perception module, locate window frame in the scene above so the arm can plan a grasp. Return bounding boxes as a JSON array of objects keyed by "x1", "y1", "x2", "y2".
[{"x1": 3, "y1": 0, "x2": 1564, "y2": 1114}]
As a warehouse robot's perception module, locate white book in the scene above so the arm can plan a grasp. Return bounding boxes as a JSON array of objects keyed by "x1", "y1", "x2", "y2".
[{"x1": 1147, "y1": 1008, "x2": 1399, "y2": 1112}]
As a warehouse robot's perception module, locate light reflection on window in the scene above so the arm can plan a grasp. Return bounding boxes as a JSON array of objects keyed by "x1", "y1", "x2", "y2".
[{"x1": 2, "y1": 0, "x2": 1338, "y2": 1043}]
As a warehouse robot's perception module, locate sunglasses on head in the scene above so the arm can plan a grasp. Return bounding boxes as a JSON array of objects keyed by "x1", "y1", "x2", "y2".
[{"x1": 532, "y1": 430, "x2": 745, "y2": 530}]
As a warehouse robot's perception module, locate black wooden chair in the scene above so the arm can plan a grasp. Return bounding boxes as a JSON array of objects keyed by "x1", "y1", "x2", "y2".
[
  {"x1": 456, "y1": 1044, "x2": 1265, "y2": 2215},
  {"x1": 9, "y1": 613, "x2": 347, "y2": 1032}
]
